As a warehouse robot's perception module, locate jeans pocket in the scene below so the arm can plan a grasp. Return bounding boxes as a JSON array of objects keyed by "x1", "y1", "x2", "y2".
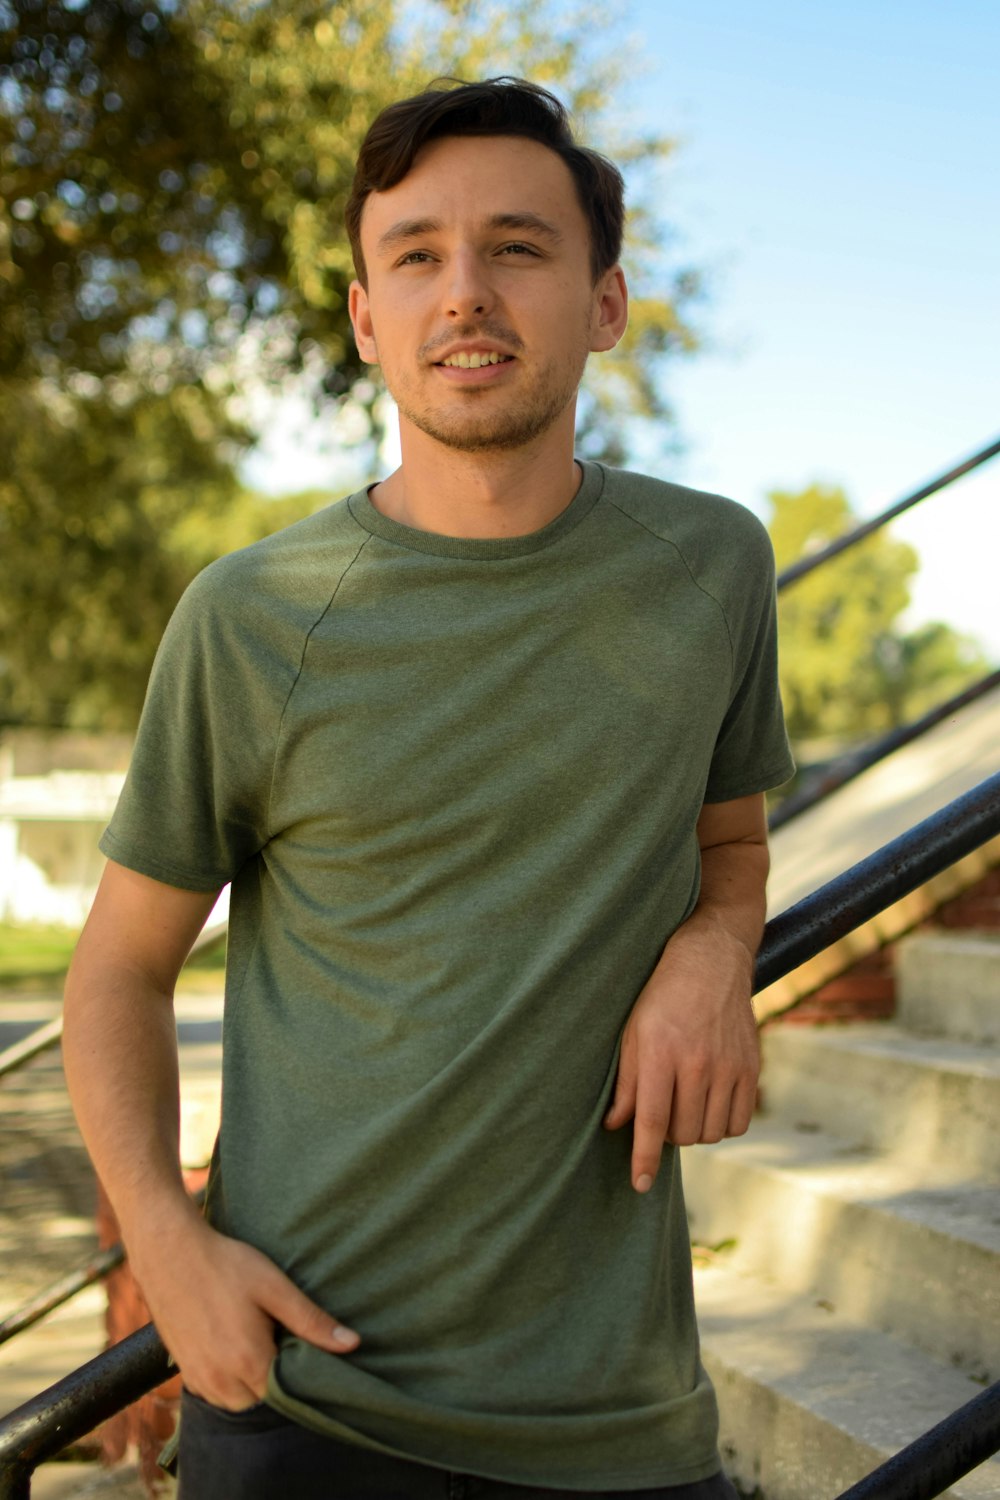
[{"x1": 182, "y1": 1388, "x2": 291, "y2": 1434}]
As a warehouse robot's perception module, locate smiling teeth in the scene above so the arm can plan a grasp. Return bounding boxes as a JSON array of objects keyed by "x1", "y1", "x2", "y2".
[{"x1": 441, "y1": 352, "x2": 511, "y2": 368}]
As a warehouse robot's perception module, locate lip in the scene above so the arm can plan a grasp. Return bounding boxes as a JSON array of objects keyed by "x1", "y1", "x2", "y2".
[
  {"x1": 431, "y1": 341, "x2": 518, "y2": 366},
  {"x1": 434, "y1": 358, "x2": 515, "y2": 385}
]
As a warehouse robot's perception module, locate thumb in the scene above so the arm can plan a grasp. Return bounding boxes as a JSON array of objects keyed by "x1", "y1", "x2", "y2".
[
  {"x1": 603, "y1": 1033, "x2": 638, "y2": 1130},
  {"x1": 263, "y1": 1267, "x2": 361, "y2": 1354}
]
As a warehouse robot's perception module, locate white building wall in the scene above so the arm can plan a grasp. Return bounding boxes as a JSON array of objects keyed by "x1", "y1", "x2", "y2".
[{"x1": 0, "y1": 731, "x2": 129, "y2": 928}]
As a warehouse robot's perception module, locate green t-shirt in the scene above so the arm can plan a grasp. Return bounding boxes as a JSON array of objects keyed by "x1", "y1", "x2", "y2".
[{"x1": 102, "y1": 461, "x2": 793, "y2": 1489}]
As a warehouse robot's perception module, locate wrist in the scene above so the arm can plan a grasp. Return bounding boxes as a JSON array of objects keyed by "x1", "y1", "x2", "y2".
[
  {"x1": 661, "y1": 908, "x2": 758, "y2": 976},
  {"x1": 123, "y1": 1185, "x2": 208, "y2": 1278}
]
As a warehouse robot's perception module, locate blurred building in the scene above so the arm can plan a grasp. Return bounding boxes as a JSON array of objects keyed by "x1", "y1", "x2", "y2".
[{"x1": 0, "y1": 730, "x2": 131, "y2": 926}]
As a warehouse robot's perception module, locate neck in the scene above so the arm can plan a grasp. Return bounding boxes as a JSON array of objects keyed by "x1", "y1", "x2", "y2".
[{"x1": 370, "y1": 417, "x2": 582, "y2": 539}]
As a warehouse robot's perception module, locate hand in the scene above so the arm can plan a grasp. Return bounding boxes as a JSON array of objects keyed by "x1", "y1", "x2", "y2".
[
  {"x1": 130, "y1": 1213, "x2": 360, "y2": 1410},
  {"x1": 603, "y1": 923, "x2": 760, "y2": 1192}
]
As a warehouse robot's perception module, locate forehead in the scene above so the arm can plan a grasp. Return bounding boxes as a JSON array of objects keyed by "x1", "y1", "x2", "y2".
[{"x1": 359, "y1": 134, "x2": 588, "y2": 250}]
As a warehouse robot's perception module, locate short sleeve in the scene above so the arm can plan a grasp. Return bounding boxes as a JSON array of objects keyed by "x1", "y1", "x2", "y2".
[
  {"x1": 703, "y1": 524, "x2": 795, "y2": 803},
  {"x1": 100, "y1": 561, "x2": 290, "y2": 891}
]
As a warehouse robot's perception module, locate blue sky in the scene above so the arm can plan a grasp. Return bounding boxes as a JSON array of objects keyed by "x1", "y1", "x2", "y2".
[
  {"x1": 620, "y1": 0, "x2": 999, "y2": 652},
  {"x1": 244, "y1": 1, "x2": 998, "y2": 652}
]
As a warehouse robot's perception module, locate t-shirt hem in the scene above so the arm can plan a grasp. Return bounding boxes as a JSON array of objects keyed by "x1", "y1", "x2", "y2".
[
  {"x1": 265, "y1": 1366, "x2": 722, "y2": 1489},
  {"x1": 98, "y1": 830, "x2": 229, "y2": 894}
]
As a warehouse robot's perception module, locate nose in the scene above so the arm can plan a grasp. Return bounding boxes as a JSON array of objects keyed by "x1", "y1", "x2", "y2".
[{"x1": 442, "y1": 248, "x2": 494, "y2": 319}]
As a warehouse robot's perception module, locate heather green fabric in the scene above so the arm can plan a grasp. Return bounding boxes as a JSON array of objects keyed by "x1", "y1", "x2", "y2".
[{"x1": 102, "y1": 461, "x2": 793, "y2": 1489}]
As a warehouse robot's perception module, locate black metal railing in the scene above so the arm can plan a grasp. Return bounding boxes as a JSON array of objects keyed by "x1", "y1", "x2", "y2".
[
  {"x1": 776, "y1": 434, "x2": 1000, "y2": 591},
  {"x1": 1, "y1": 771, "x2": 999, "y2": 1497},
  {"x1": 755, "y1": 770, "x2": 1000, "y2": 991},
  {"x1": 833, "y1": 1379, "x2": 1000, "y2": 1500},
  {"x1": 768, "y1": 667, "x2": 1000, "y2": 832},
  {"x1": 0, "y1": 1325, "x2": 172, "y2": 1500},
  {"x1": 0, "y1": 1244, "x2": 125, "y2": 1350}
]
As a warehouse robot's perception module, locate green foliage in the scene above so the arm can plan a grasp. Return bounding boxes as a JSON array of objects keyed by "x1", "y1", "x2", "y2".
[
  {"x1": 1, "y1": 0, "x2": 696, "y2": 405},
  {"x1": 0, "y1": 379, "x2": 245, "y2": 728},
  {"x1": 769, "y1": 484, "x2": 988, "y2": 743},
  {"x1": 0, "y1": 0, "x2": 701, "y2": 729}
]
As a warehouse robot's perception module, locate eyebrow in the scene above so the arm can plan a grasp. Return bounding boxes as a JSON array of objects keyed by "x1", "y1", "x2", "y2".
[{"x1": 375, "y1": 212, "x2": 564, "y2": 257}]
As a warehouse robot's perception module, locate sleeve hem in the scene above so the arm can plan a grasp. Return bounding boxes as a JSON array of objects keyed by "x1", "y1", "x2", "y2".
[
  {"x1": 703, "y1": 758, "x2": 797, "y2": 804},
  {"x1": 98, "y1": 832, "x2": 230, "y2": 894}
]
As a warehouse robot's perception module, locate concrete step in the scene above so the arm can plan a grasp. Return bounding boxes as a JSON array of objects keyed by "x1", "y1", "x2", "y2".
[
  {"x1": 694, "y1": 1259, "x2": 1000, "y2": 1500},
  {"x1": 683, "y1": 1122, "x2": 1000, "y2": 1380},
  {"x1": 759, "y1": 1022, "x2": 1000, "y2": 1181},
  {"x1": 897, "y1": 932, "x2": 1000, "y2": 1043},
  {"x1": 18, "y1": 1459, "x2": 147, "y2": 1498}
]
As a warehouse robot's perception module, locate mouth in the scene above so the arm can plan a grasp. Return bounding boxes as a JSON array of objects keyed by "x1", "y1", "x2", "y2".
[{"x1": 437, "y1": 351, "x2": 515, "y2": 369}]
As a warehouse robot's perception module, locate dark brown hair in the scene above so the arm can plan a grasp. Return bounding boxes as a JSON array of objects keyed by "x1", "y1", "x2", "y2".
[{"x1": 345, "y1": 77, "x2": 625, "y2": 286}]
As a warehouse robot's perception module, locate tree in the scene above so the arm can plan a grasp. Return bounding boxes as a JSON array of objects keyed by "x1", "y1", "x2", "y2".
[
  {"x1": 768, "y1": 483, "x2": 988, "y2": 744},
  {"x1": 0, "y1": 0, "x2": 701, "y2": 727},
  {"x1": 0, "y1": 379, "x2": 243, "y2": 728}
]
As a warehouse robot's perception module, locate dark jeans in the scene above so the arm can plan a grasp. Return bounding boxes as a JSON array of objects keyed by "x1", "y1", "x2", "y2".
[{"x1": 176, "y1": 1392, "x2": 740, "y2": 1500}]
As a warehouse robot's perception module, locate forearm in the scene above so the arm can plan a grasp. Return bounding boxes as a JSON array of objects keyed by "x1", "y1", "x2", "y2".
[
  {"x1": 62, "y1": 949, "x2": 200, "y2": 1263},
  {"x1": 62, "y1": 862, "x2": 218, "y2": 1267},
  {"x1": 604, "y1": 794, "x2": 771, "y2": 1176},
  {"x1": 658, "y1": 836, "x2": 769, "y2": 979},
  {"x1": 62, "y1": 866, "x2": 358, "y2": 1406}
]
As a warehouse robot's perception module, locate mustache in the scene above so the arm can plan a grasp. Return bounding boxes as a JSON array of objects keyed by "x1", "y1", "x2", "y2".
[{"x1": 419, "y1": 323, "x2": 525, "y2": 361}]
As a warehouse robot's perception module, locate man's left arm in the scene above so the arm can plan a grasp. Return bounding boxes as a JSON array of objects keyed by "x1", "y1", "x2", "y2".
[{"x1": 603, "y1": 792, "x2": 769, "y2": 1192}]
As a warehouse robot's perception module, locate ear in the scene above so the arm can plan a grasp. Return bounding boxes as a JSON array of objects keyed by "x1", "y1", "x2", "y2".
[
  {"x1": 349, "y1": 280, "x2": 380, "y2": 365},
  {"x1": 589, "y1": 266, "x2": 629, "y2": 354}
]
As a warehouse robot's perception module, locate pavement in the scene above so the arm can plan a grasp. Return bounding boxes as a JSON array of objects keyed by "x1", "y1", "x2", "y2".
[{"x1": 0, "y1": 977, "x2": 222, "y2": 1498}]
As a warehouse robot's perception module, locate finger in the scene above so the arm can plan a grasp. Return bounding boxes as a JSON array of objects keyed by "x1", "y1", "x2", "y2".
[
  {"x1": 262, "y1": 1269, "x2": 360, "y2": 1353},
  {"x1": 725, "y1": 1071, "x2": 758, "y2": 1138},
  {"x1": 603, "y1": 1036, "x2": 638, "y2": 1130},
  {"x1": 698, "y1": 1080, "x2": 736, "y2": 1144},
  {"x1": 191, "y1": 1378, "x2": 263, "y2": 1412},
  {"x1": 665, "y1": 1054, "x2": 712, "y2": 1145},
  {"x1": 630, "y1": 1068, "x2": 674, "y2": 1192}
]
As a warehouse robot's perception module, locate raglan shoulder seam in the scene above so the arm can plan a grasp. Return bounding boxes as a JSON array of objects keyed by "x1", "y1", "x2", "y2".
[
  {"x1": 265, "y1": 531, "x2": 374, "y2": 841},
  {"x1": 601, "y1": 490, "x2": 736, "y2": 683}
]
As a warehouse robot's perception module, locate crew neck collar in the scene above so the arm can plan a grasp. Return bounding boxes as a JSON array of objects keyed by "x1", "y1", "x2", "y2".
[{"x1": 347, "y1": 461, "x2": 606, "y2": 560}]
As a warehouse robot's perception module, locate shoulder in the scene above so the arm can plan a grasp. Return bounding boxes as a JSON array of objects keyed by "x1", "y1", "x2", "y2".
[
  {"x1": 169, "y1": 496, "x2": 370, "y2": 650},
  {"x1": 187, "y1": 496, "x2": 366, "y2": 610},
  {"x1": 597, "y1": 465, "x2": 773, "y2": 570}
]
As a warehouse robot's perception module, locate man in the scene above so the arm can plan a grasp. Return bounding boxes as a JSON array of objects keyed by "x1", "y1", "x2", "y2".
[{"x1": 64, "y1": 78, "x2": 793, "y2": 1499}]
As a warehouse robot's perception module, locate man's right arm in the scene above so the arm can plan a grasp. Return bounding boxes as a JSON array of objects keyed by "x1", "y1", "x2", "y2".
[{"x1": 63, "y1": 859, "x2": 360, "y2": 1410}]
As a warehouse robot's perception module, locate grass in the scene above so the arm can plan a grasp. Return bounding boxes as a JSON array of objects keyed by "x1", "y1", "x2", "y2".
[
  {"x1": 0, "y1": 921, "x2": 226, "y2": 991},
  {"x1": 0, "y1": 922, "x2": 78, "y2": 988}
]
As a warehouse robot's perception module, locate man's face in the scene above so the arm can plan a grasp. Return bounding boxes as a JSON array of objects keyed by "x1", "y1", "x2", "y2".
[{"x1": 349, "y1": 134, "x2": 626, "y2": 455}]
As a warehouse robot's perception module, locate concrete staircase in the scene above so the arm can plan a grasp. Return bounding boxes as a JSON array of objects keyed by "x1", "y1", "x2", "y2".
[{"x1": 685, "y1": 930, "x2": 1000, "y2": 1499}]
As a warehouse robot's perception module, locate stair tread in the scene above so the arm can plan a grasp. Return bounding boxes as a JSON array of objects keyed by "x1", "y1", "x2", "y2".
[
  {"x1": 694, "y1": 1258, "x2": 1000, "y2": 1496},
  {"x1": 685, "y1": 1122, "x2": 1000, "y2": 1250},
  {"x1": 764, "y1": 1021, "x2": 1000, "y2": 1076}
]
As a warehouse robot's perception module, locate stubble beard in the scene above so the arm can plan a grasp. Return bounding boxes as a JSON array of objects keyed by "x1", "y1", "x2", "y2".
[
  {"x1": 391, "y1": 321, "x2": 590, "y2": 455},
  {"x1": 400, "y1": 379, "x2": 580, "y2": 454}
]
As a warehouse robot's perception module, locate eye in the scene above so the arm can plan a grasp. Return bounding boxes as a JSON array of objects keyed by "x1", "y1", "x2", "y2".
[
  {"x1": 397, "y1": 249, "x2": 435, "y2": 265},
  {"x1": 497, "y1": 241, "x2": 539, "y2": 257}
]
